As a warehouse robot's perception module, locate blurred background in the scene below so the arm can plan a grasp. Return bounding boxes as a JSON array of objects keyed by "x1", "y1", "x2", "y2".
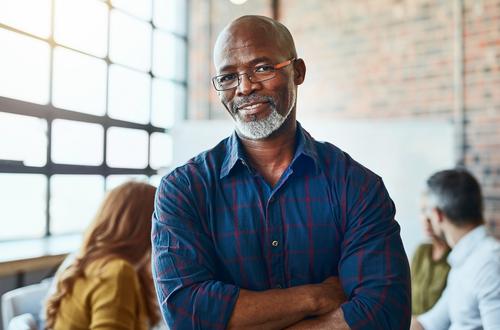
[{"x1": 0, "y1": 0, "x2": 498, "y2": 328}]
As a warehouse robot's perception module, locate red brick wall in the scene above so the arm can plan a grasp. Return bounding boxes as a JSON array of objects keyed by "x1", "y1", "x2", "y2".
[
  {"x1": 188, "y1": 0, "x2": 500, "y2": 236},
  {"x1": 462, "y1": 0, "x2": 500, "y2": 236},
  {"x1": 282, "y1": 0, "x2": 455, "y2": 119}
]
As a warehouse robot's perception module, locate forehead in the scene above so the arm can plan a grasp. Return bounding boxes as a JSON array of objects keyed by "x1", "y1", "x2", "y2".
[
  {"x1": 216, "y1": 47, "x2": 280, "y2": 72},
  {"x1": 213, "y1": 25, "x2": 286, "y2": 71}
]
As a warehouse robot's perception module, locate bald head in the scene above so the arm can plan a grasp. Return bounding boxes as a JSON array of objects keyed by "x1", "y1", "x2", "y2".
[{"x1": 213, "y1": 15, "x2": 297, "y2": 68}]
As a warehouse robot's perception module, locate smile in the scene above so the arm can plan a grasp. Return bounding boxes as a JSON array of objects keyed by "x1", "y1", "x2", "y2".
[{"x1": 238, "y1": 102, "x2": 269, "y2": 115}]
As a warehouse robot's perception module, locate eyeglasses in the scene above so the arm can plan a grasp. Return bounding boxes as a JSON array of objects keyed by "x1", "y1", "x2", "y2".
[{"x1": 212, "y1": 58, "x2": 296, "y2": 91}]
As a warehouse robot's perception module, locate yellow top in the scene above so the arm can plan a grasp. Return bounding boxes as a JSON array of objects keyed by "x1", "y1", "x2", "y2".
[{"x1": 53, "y1": 258, "x2": 149, "y2": 330}]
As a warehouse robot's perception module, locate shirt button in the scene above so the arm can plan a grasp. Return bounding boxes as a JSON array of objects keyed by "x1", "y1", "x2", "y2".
[{"x1": 271, "y1": 240, "x2": 279, "y2": 247}]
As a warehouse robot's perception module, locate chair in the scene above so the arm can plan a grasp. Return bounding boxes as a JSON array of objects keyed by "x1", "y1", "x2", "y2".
[
  {"x1": 6, "y1": 313, "x2": 37, "y2": 330},
  {"x1": 2, "y1": 281, "x2": 50, "y2": 330}
]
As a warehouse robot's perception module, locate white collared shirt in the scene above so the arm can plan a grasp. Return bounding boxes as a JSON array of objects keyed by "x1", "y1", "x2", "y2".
[{"x1": 418, "y1": 225, "x2": 500, "y2": 330}]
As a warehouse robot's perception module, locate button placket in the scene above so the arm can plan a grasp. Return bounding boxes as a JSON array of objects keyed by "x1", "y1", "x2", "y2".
[{"x1": 267, "y1": 190, "x2": 286, "y2": 289}]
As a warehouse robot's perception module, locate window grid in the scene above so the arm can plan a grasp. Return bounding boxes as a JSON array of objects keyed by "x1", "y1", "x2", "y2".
[{"x1": 0, "y1": 0, "x2": 188, "y2": 240}]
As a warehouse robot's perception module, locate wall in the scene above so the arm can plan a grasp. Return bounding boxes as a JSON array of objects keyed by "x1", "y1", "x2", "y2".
[
  {"x1": 462, "y1": 0, "x2": 500, "y2": 235},
  {"x1": 188, "y1": 0, "x2": 500, "y2": 237}
]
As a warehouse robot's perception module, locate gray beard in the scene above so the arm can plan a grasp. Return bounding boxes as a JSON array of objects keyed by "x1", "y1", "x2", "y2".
[{"x1": 234, "y1": 103, "x2": 292, "y2": 140}]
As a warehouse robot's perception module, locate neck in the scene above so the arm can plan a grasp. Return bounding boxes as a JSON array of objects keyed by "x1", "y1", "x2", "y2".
[
  {"x1": 238, "y1": 115, "x2": 297, "y2": 186},
  {"x1": 445, "y1": 222, "x2": 481, "y2": 248}
]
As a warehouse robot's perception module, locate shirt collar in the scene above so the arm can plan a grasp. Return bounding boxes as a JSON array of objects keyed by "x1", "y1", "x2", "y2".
[
  {"x1": 447, "y1": 225, "x2": 487, "y2": 267},
  {"x1": 220, "y1": 130, "x2": 246, "y2": 179},
  {"x1": 292, "y1": 122, "x2": 320, "y2": 173},
  {"x1": 219, "y1": 122, "x2": 320, "y2": 179}
]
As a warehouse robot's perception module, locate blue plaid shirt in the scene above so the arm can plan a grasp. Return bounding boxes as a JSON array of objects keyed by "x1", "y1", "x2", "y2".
[{"x1": 152, "y1": 123, "x2": 411, "y2": 329}]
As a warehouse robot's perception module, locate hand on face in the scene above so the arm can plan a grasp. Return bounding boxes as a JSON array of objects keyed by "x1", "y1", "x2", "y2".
[
  {"x1": 420, "y1": 194, "x2": 441, "y2": 239},
  {"x1": 421, "y1": 216, "x2": 437, "y2": 239}
]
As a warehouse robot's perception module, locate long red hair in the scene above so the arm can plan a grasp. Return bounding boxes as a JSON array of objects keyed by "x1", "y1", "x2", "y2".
[{"x1": 45, "y1": 181, "x2": 160, "y2": 329}]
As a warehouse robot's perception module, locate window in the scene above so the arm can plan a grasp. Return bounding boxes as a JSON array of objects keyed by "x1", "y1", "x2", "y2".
[{"x1": 0, "y1": 0, "x2": 187, "y2": 241}]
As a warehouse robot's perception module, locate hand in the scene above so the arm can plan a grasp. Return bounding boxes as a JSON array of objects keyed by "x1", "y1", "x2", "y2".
[
  {"x1": 410, "y1": 317, "x2": 425, "y2": 330},
  {"x1": 286, "y1": 306, "x2": 350, "y2": 330},
  {"x1": 312, "y1": 276, "x2": 347, "y2": 316}
]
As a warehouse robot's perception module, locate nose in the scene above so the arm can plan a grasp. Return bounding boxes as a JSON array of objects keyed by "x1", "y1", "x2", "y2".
[{"x1": 236, "y1": 73, "x2": 260, "y2": 96}]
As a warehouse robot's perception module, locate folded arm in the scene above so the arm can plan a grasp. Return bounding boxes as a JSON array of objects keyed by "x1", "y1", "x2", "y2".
[
  {"x1": 227, "y1": 278, "x2": 345, "y2": 330},
  {"x1": 286, "y1": 308, "x2": 350, "y2": 330}
]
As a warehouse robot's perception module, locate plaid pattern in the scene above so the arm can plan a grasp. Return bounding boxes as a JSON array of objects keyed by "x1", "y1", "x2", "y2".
[{"x1": 152, "y1": 123, "x2": 411, "y2": 330}]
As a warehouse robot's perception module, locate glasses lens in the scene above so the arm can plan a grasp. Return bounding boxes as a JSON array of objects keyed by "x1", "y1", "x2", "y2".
[
  {"x1": 252, "y1": 70, "x2": 276, "y2": 83},
  {"x1": 215, "y1": 73, "x2": 238, "y2": 90}
]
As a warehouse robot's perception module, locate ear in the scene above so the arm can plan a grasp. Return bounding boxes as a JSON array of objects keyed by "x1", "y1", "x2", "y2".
[{"x1": 293, "y1": 58, "x2": 306, "y2": 85}]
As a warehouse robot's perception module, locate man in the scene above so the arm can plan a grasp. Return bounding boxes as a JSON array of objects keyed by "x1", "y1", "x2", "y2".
[
  {"x1": 411, "y1": 169, "x2": 500, "y2": 330},
  {"x1": 152, "y1": 15, "x2": 411, "y2": 329}
]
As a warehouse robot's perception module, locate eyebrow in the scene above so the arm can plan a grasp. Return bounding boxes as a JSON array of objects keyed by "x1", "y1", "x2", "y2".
[{"x1": 218, "y1": 56, "x2": 275, "y2": 73}]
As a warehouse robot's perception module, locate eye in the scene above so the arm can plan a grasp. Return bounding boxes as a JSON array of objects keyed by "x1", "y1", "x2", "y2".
[
  {"x1": 255, "y1": 65, "x2": 274, "y2": 73},
  {"x1": 217, "y1": 73, "x2": 238, "y2": 83}
]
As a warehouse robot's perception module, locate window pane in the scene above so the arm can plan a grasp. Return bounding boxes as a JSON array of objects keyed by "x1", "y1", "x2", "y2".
[
  {"x1": 0, "y1": 28, "x2": 50, "y2": 104},
  {"x1": 111, "y1": 0, "x2": 152, "y2": 21},
  {"x1": 150, "y1": 132, "x2": 172, "y2": 170},
  {"x1": 50, "y1": 175, "x2": 104, "y2": 235},
  {"x1": 51, "y1": 119, "x2": 104, "y2": 165},
  {"x1": 109, "y1": 10, "x2": 152, "y2": 72},
  {"x1": 152, "y1": 31, "x2": 186, "y2": 81},
  {"x1": 52, "y1": 47, "x2": 107, "y2": 115},
  {"x1": 153, "y1": 0, "x2": 187, "y2": 35},
  {"x1": 107, "y1": 127, "x2": 148, "y2": 168},
  {"x1": 0, "y1": 0, "x2": 51, "y2": 38},
  {"x1": 54, "y1": 0, "x2": 108, "y2": 57},
  {"x1": 151, "y1": 79, "x2": 185, "y2": 128},
  {"x1": 108, "y1": 64, "x2": 151, "y2": 124},
  {"x1": 0, "y1": 113, "x2": 47, "y2": 167},
  {"x1": 0, "y1": 174, "x2": 46, "y2": 240},
  {"x1": 106, "y1": 174, "x2": 148, "y2": 190}
]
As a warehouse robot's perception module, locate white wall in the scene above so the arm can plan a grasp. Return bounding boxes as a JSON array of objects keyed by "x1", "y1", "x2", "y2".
[{"x1": 171, "y1": 118, "x2": 455, "y2": 257}]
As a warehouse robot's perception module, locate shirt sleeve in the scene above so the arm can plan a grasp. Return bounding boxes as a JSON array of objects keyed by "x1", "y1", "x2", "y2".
[
  {"x1": 417, "y1": 287, "x2": 450, "y2": 330},
  {"x1": 151, "y1": 169, "x2": 240, "y2": 330},
  {"x1": 338, "y1": 170, "x2": 411, "y2": 330},
  {"x1": 476, "y1": 258, "x2": 500, "y2": 330},
  {"x1": 89, "y1": 261, "x2": 143, "y2": 330}
]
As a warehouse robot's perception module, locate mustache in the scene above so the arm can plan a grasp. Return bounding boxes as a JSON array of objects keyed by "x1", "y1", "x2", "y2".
[{"x1": 231, "y1": 95, "x2": 276, "y2": 113}]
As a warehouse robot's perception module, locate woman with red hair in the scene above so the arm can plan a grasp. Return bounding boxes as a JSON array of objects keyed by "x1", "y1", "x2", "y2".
[{"x1": 44, "y1": 181, "x2": 161, "y2": 330}]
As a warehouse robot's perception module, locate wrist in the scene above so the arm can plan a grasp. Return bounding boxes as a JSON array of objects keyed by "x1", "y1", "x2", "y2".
[
  {"x1": 289, "y1": 284, "x2": 321, "y2": 316},
  {"x1": 302, "y1": 284, "x2": 329, "y2": 315}
]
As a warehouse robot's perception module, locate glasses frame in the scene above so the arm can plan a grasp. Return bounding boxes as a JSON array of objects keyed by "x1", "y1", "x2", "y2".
[{"x1": 212, "y1": 58, "x2": 296, "y2": 91}]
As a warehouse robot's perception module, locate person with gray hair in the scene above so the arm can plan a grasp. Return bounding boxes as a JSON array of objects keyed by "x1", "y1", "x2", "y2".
[
  {"x1": 152, "y1": 15, "x2": 411, "y2": 330},
  {"x1": 411, "y1": 169, "x2": 500, "y2": 330}
]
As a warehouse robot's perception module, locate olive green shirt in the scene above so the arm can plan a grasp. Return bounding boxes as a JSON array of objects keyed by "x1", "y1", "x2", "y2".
[{"x1": 411, "y1": 243, "x2": 451, "y2": 315}]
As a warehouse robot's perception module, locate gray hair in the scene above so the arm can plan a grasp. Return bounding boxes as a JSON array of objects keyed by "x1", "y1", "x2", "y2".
[{"x1": 426, "y1": 168, "x2": 483, "y2": 226}]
